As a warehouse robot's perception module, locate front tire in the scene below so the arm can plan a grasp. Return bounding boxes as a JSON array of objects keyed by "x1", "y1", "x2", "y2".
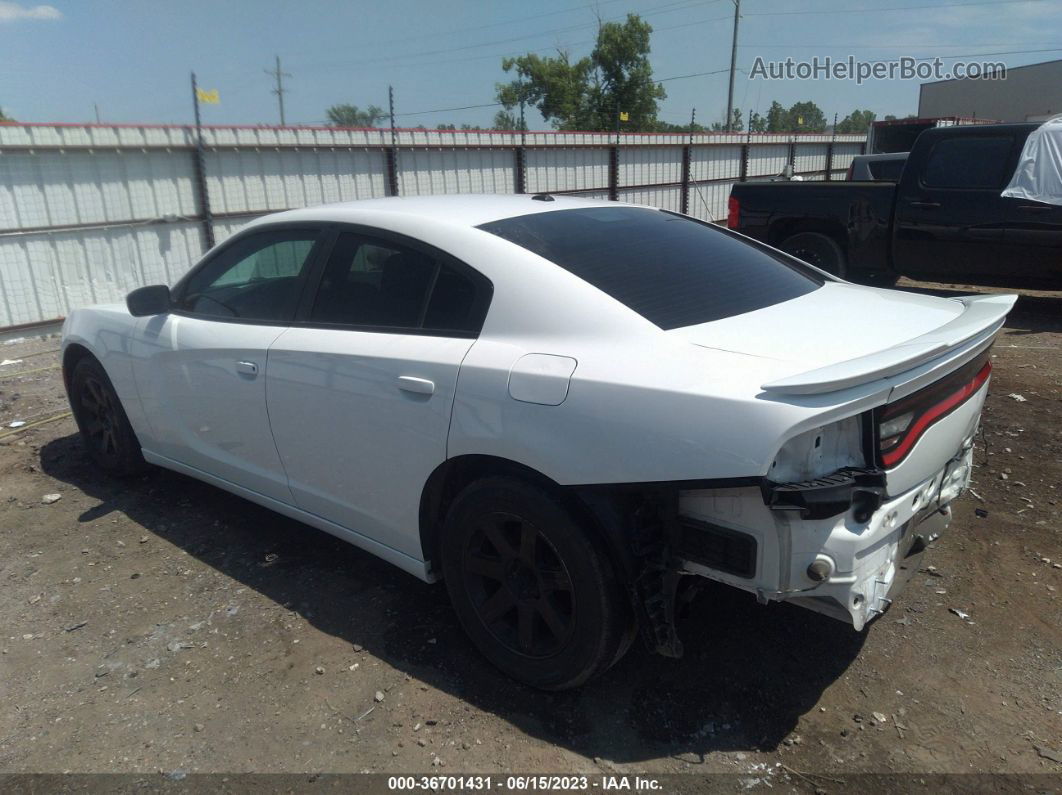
[
  {"x1": 440, "y1": 477, "x2": 633, "y2": 690},
  {"x1": 781, "y1": 232, "x2": 846, "y2": 278},
  {"x1": 69, "y1": 357, "x2": 146, "y2": 476}
]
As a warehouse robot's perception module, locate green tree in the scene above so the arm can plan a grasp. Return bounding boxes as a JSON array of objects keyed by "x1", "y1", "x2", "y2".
[
  {"x1": 652, "y1": 119, "x2": 706, "y2": 133},
  {"x1": 711, "y1": 108, "x2": 744, "y2": 131},
  {"x1": 493, "y1": 109, "x2": 528, "y2": 131},
  {"x1": 747, "y1": 110, "x2": 767, "y2": 133},
  {"x1": 788, "y1": 101, "x2": 827, "y2": 132},
  {"x1": 766, "y1": 101, "x2": 789, "y2": 132},
  {"x1": 836, "y1": 108, "x2": 876, "y2": 134},
  {"x1": 0, "y1": 106, "x2": 13, "y2": 122},
  {"x1": 496, "y1": 14, "x2": 666, "y2": 131},
  {"x1": 325, "y1": 104, "x2": 385, "y2": 127}
]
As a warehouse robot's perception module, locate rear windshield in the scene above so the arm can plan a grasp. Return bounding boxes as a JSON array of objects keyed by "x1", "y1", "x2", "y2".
[{"x1": 478, "y1": 206, "x2": 822, "y2": 330}]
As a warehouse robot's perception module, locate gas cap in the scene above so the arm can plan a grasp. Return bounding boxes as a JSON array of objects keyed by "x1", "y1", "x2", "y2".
[{"x1": 508, "y1": 354, "x2": 578, "y2": 406}]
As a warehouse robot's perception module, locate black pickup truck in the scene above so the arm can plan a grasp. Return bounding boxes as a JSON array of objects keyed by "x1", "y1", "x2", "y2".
[{"x1": 728, "y1": 123, "x2": 1062, "y2": 288}]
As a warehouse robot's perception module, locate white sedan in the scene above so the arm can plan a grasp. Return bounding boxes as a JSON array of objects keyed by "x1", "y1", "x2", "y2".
[{"x1": 62, "y1": 195, "x2": 1014, "y2": 689}]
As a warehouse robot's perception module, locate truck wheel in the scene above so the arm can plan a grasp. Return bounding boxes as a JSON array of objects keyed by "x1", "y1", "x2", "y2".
[
  {"x1": 781, "y1": 233, "x2": 846, "y2": 278},
  {"x1": 69, "y1": 357, "x2": 146, "y2": 476},
  {"x1": 440, "y1": 477, "x2": 633, "y2": 690}
]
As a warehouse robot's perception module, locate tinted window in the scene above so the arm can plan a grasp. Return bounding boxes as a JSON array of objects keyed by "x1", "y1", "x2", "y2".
[
  {"x1": 923, "y1": 137, "x2": 1013, "y2": 189},
  {"x1": 179, "y1": 230, "x2": 319, "y2": 321},
  {"x1": 868, "y1": 159, "x2": 905, "y2": 181},
  {"x1": 479, "y1": 207, "x2": 822, "y2": 330},
  {"x1": 311, "y1": 231, "x2": 486, "y2": 333}
]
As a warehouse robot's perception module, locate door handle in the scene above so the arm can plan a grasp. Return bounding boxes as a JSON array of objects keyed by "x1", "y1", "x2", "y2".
[
  {"x1": 236, "y1": 360, "x2": 258, "y2": 377},
  {"x1": 909, "y1": 200, "x2": 941, "y2": 208},
  {"x1": 396, "y1": 376, "x2": 435, "y2": 396}
]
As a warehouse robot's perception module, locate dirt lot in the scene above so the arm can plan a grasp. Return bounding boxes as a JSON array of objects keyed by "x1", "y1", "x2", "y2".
[{"x1": 0, "y1": 281, "x2": 1059, "y2": 784}]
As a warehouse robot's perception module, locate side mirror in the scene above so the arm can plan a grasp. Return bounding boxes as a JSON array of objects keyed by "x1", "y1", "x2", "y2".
[{"x1": 126, "y1": 285, "x2": 172, "y2": 317}]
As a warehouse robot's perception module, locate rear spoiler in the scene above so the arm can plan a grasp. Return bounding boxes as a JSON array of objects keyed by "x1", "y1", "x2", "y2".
[{"x1": 761, "y1": 293, "x2": 1017, "y2": 396}]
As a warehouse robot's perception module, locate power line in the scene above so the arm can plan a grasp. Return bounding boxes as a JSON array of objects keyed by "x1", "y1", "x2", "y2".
[
  {"x1": 293, "y1": 0, "x2": 725, "y2": 73},
  {"x1": 394, "y1": 101, "x2": 504, "y2": 119},
  {"x1": 656, "y1": 67, "x2": 730, "y2": 82},
  {"x1": 742, "y1": 0, "x2": 1043, "y2": 16},
  {"x1": 390, "y1": 67, "x2": 731, "y2": 120},
  {"x1": 264, "y1": 55, "x2": 292, "y2": 125}
]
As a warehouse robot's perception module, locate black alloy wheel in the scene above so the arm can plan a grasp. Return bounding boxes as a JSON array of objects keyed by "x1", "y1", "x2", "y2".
[{"x1": 462, "y1": 511, "x2": 576, "y2": 658}]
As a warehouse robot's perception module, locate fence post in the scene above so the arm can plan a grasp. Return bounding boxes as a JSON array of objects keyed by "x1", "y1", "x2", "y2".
[
  {"x1": 608, "y1": 145, "x2": 619, "y2": 201},
  {"x1": 680, "y1": 144, "x2": 691, "y2": 214},
  {"x1": 385, "y1": 148, "x2": 399, "y2": 197},
  {"x1": 514, "y1": 146, "x2": 526, "y2": 194},
  {"x1": 825, "y1": 141, "x2": 834, "y2": 181},
  {"x1": 387, "y1": 85, "x2": 400, "y2": 197},
  {"x1": 739, "y1": 142, "x2": 749, "y2": 182}
]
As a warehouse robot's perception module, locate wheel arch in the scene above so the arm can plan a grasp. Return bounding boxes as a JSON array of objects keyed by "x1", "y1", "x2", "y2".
[
  {"x1": 61, "y1": 342, "x2": 98, "y2": 394},
  {"x1": 770, "y1": 219, "x2": 849, "y2": 252},
  {"x1": 418, "y1": 454, "x2": 652, "y2": 584}
]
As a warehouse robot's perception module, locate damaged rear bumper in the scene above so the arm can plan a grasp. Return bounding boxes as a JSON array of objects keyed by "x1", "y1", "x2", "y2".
[{"x1": 675, "y1": 441, "x2": 974, "y2": 630}]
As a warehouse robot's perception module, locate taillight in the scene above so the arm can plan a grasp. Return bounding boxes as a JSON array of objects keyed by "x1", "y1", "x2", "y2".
[
  {"x1": 876, "y1": 353, "x2": 992, "y2": 468},
  {"x1": 727, "y1": 195, "x2": 740, "y2": 229}
]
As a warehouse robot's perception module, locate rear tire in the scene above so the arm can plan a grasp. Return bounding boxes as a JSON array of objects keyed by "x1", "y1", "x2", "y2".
[
  {"x1": 440, "y1": 476, "x2": 633, "y2": 690},
  {"x1": 781, "y1": 232, "x2": 846, "y2": 278},
  {"x1": 69, "y1": 357, "x2": 146, "y2": 476}
]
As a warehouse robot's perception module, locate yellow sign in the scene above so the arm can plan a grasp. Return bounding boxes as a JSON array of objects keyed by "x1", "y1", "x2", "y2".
[
  {"x1": 196, "y1": 88, "x2": 220, "y2": 105},
  {"x1": 619, "y1": 111, "x2": 629, "y2": 122}
]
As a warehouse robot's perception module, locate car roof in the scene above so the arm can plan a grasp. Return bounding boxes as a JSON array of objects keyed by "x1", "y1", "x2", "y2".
[{"x1": 244, "y1": 193, "x2": 636, "y2": 231}]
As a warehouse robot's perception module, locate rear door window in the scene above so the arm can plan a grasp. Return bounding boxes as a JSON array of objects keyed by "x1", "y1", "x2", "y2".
[
  {"x1": 309, "y1": 231, "x2": 490, "y2": 334},
  {"x1": 478, "y1": 206, "x2": 822, "y2": 330},
  {"x1": 922, "y1": 136, "x2": 1014, "y2": 189}
]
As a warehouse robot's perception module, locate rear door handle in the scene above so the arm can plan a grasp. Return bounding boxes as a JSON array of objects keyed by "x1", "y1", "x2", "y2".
[
  {"x1": 909, "y1": 200, "x2": 941, "y2": 208},
  {"x1": 236, "y1": 360, "x2": 258, "y2": 377},
  {"x1": 396, "y1": 376, "x2": 435, "y2": 396}
]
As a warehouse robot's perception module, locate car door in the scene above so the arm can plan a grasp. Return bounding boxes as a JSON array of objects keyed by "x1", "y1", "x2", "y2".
[
  {"x1": 265, "y1": 227, "x2": 492, "y2": 560},
  {"x1": 133, "y1": 226, "x2": 326, "y2": 503},
  {"x1": 893, "y1": 134, "x2": 1017, "y2": 281}
]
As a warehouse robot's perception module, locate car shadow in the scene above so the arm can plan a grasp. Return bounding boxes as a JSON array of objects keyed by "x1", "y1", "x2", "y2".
[{"x1": 40, "y1": 433, "x2": 866, "y2": 764}]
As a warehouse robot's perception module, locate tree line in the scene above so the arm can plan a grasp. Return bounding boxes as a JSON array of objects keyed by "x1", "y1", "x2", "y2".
[{"x1": 325, "y1": 15, "x2": 909, "y2": 134}]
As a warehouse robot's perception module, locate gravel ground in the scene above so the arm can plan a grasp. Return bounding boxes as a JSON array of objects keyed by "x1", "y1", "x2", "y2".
[{"x1": 0, "y1": 281, "x2": 1059, "y2": 782}]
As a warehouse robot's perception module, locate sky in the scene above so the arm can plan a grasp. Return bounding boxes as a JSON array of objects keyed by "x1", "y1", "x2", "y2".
[{"x1": 1, "y1": 0, "x2": 1061, "y2": 129}]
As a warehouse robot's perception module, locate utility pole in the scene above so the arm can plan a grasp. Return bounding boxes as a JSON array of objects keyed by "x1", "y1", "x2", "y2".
[
  {"x1": 264, "y1": 55, "x2": 291, "y2": 126},
  {"x1": 94, "y1": 103, "x2": 101, "y2": 124},
  {"x1": 190, "y1": 72, "x2": 215, "y2": 248},
  {"x1": 725, "y1": 0, "x2": 741, "y2": 132}
]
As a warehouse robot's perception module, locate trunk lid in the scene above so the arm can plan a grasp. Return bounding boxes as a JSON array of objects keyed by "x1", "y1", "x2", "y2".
[{"x1": 671, "y1": 283, "x2": 1015, "y2": 395}]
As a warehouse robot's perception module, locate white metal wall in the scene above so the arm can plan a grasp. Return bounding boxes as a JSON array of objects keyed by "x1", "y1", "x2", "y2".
[{"x1": 0, "y1": 123, "x2": 865, "y2": 328}]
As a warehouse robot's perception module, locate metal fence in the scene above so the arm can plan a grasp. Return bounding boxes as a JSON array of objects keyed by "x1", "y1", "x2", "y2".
[{"x1": 0, "y1": 123, "x2": 866, "y2": 329}]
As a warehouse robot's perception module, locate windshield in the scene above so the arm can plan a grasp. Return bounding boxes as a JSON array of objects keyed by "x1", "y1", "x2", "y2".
[{"x1": 479, "y1": 206, "x2": 823, "y2": 330}]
